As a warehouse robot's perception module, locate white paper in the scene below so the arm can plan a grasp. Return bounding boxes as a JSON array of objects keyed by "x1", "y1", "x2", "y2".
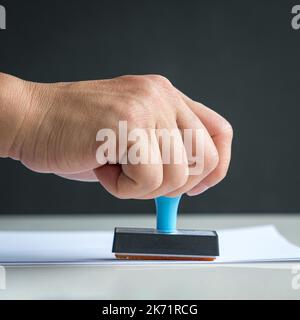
[{"x1": 0, "y1": 225, "x2": 300, "y2": 265}]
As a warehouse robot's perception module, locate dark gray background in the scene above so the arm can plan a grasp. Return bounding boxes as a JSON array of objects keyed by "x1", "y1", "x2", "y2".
[{"x1": 0, "y1": 0, "x2": 299, "y2": 214}]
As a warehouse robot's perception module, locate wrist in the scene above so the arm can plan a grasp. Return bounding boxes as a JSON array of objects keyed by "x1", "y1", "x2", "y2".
[{"x1": 0, "y1": 73, "x2": 35, "y2": 159}]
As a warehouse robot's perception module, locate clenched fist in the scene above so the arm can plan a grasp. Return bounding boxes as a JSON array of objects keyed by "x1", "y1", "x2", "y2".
[{"x1": 0, "y1": 73, "x2": 233, "y2": 199}]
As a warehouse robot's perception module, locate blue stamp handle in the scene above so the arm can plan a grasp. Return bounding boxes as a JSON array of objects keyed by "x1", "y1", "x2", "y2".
[{"x1": 155, "y1": 195, "x2": 182, "y2": 233}]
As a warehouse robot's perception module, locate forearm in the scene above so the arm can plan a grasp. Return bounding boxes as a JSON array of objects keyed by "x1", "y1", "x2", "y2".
[{"x1": 0, "y1": 73, "x2": 31, "y2": 158}]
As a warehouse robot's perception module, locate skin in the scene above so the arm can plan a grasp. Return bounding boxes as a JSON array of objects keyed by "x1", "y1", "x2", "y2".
[{"x1": 0, "y1": 72, "x2": 233, "y2": 199}]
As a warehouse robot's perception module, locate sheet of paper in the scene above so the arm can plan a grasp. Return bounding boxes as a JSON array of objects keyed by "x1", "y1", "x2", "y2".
[{"x1": 0, "y1": 225, "x2": 300, "y2": 265}]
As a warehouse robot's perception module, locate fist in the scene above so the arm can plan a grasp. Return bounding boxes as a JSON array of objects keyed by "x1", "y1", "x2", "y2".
[{"x1": 9, "y1": 74, "x2": 233, "y2": 199}]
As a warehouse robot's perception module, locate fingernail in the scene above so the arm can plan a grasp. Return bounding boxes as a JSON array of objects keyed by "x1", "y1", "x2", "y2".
[{"x1": 187, "y1": 183, "x2": 210, "y2": 196}]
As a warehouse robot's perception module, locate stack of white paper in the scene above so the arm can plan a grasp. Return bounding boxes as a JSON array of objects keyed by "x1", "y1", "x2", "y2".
[{"x1": 0, "y1": 225, "x2": 299, "y2": 265}]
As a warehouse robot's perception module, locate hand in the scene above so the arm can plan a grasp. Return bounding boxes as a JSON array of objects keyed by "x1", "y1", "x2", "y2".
[{"x1": 1, "y1": 73, "x2": 233, "y2": 199}]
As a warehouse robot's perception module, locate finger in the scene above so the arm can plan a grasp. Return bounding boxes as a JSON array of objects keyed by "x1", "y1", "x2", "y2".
[
  {"x1": 136, "y1": 125, "x2": 189, "y2": 199},
  {"x1": 178, "y1": 92, "x2": 233, "y2": 196},
  {"x1": 94, "y1": 135, "x2": 164, "y2": 199},
  {"x1": 165, "y1": 104, "x2": 219, "y2": 197}
]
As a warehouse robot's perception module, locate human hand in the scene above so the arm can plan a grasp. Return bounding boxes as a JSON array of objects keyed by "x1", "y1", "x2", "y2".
[{"x1": 1, "y1": 74, "x2": 233, "y2": 199}]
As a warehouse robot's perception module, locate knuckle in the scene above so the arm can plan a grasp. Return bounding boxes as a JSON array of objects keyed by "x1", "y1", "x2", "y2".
[
  {"x1": 138, "y1": 76, "x2": 161, "y2": 98},
  {"x1": 222, "y1": 122, "x2": 234, "y2": 139},
  {"x1": 207, "y1": 150, "x2": 219, "y2": 172},
  {"x1": 147, "y1": 74, "x2": 173, "y2": 88},
  {"x1": 168, "y1": 168, "x2": 188, "y2": 189},
  {"x1": 144, "y1": 170, "x2": 163, "y2": 190},
  {"x1": 125, "y1": 76, "x2": 162, "y2": 104},
  {"x1": 130, "y1": 166, "x2": 164, "y2": 193},
  {"x1": 177, "y1": 175, "x2": 189, "y2": 189},
  {"x1": 117, "y1": 75, "x2": 142, "y2": 84},
  {"x1": 216, "y1": 116, "x2": 233, "y2": 140},
  {"x1": 139, "y1": 75, "x2": 174, "y2": 98},
  {"x1": 213, "y1": 167, "x2": 227, "y2": 183}
]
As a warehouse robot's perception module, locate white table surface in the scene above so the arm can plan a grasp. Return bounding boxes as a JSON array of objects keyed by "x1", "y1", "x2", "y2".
[{"x1": 0, "y1": 213, "x2": 300, "y2": 299}]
